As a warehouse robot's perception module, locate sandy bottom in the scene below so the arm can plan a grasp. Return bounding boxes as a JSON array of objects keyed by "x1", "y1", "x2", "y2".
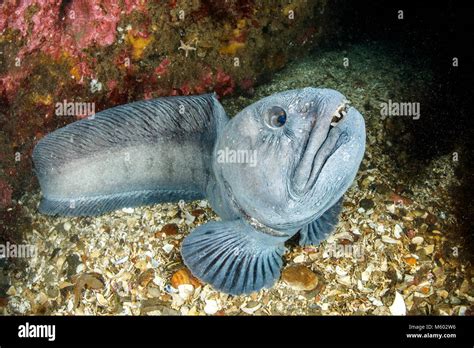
[{"x1": 2, "y1": 43, "x2": 472, "y2": 316}]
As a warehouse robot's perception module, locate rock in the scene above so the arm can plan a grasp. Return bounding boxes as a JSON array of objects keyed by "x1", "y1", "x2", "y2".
[
  {"x1": 436, "y1": 289, "x2": 448, "y2": 299},
  {"x1": 404, "y1": 257, "x2": 417, "y2": 266},
  {"x1": 406, "y1": 229, "x2": 416, "y2": 239},
  {"x1": 281, "y1": 265, "x2": 318, "y2": 291},
  {"x1": 0, "y1": 297, "x2": 8, "y2": 307},
  {"x1": 390, "y1": 193, "x2": 413, "y2": 206},
  {"x1": 46, "y1": 287, "x2": 59, "y2": 299},
  {"x1": 425, "y1": 213, "x2": 438, "y2": 225},
  {"x1": 171, "y1": 268, "x2": 201, "y2": 289},
  {"x1": 375, "y1": 183, "x2": 390, "y2": 195},
  {"x1": 6, "y1": 286, "x2": 16, "y2": 296},
  {"x1": 65, "y1": 254, "x2": 82, "y2": 278},
  {"x1": 359, "y1": 198, "x2": 375, "y2": 210},
  {"x1": 69, "y1": 234, "x2": 80, "y2": 243},
  {"x1": 156, "y1": 223, "x2": 179, "y2": 237},
  {"x1": 191, "y1": 209, "x2": 206, "y2": 217},
  {"x1": 147, "y1": 287, "x2": 161, "y2": 298}
]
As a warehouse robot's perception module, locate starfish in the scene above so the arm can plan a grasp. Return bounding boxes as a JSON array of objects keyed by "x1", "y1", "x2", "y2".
[{"x1": 178, "y1": 40, "x2": 197, "y2": 57}]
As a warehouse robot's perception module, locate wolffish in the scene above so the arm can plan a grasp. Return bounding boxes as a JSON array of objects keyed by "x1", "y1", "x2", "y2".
[{"x1": 32, "y1": 88, "x2": 366, "y2": 295}]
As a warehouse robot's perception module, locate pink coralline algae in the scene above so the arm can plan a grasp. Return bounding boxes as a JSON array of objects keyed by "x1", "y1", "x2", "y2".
[
  {"x1": 0, "y1": 0, "x2": 146, "y2": 57},
  {"x1": 155, "y1": 58, "x2": 171, "y2": 76},
  {"x1": 0, "y1": 0, "x2": 147, "y2": 101},
  {"x1": 214, "y1": 70, "x2": 235, "y2": 97},
  {"x1": 0, "y1": 179, "x2": 13, "y2": 208}
]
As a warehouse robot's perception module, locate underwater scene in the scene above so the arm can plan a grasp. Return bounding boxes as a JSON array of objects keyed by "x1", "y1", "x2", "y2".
[{"x1": 0, "y1": 1, "x2": 472, "y2": 319}]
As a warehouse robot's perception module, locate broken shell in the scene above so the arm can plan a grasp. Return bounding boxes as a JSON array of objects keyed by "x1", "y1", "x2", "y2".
[
  {"x1": 335, "y1": 265, "x2": 348, "y2": 276},
  {"x1": 389, "y1": 292, "x2": 406, "y2": 315},
  {"x1": 63, "y1": 221, "x2": 72, "y2": 232},
  {"x1": 162, "y1": 244, "x2": 174, "y2": 254},
  {"x1": 178, "y1": 284, "x2": 194, "y2": 301},
  {"x1": 393, "y1": 224, "x2": 403, "y2": 239},
  {"x1": 382, "y1": 235, "x2": 400, "y2": 244},
  {"x1": 204, "y1": 299, "x2": 219, "y2": 315},
  {"x1": 96, "y1": 293, "x2": 108, "y2": 306},
  {"x1": 293, "y1": 254, "x2": 306, "y2": 263},
  {"x1": 411, "y1": 236, "x2": 424, "y2": 245},
  {"x1": 240, "y1": 302, "x2": 262, "y2": 314}
]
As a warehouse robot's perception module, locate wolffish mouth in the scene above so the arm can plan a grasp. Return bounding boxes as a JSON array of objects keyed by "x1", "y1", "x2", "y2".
[
  {"x1": 291, "y1": 100, "x2": 350, "y2": 195},
  {"x1": 329, "y1": 101, "x2": 350, "y2": 129}
]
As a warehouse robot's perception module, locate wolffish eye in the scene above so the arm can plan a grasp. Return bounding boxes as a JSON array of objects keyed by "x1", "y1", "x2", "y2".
[{"x1": 264, "y1": 106, "x2": 287, "y2": 128}]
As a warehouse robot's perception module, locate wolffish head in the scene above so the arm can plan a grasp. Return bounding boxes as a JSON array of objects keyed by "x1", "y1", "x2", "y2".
[{"x1": 213, "y1": 87, "x2": 366, "y2": 232}]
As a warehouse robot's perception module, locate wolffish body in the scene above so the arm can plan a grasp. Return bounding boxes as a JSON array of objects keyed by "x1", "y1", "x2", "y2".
[{"x1": 33, "y1": 88, "x2": 365, "y2": 295}]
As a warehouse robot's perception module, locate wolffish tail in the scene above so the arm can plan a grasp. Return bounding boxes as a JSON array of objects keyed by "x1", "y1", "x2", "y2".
[{"x1": 181, "y1": 219, "x2": 286, "y2": 295}]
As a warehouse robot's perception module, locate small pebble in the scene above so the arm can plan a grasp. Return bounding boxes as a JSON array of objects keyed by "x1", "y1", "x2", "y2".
[
  {"x1": 281, "y1": 265, "x2": 318, "y2": 291},
  {"x1": 191, "y1": 209, "x2": 205, "y2": 217},
  {"x1": 157, "y1": 223, "x2": 179, "y2": 236},
  {"x1": 411, "y1": 236, "x2": 424, "y2": 245},
  {"x1": 424, "y1": 244, "x2": 434, "y2": 255},
  {"x1": 171, "y1": 268, "x2": 201, "y2": 288},
  {"x1": 63, "y1": 221, "x2": 72, "y2": 232},
  {"x1": 359, "y1": 198, "x2": 374, "y2": 210}
]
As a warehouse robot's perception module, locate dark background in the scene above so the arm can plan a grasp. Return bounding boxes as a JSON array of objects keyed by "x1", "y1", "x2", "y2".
[{"x1": 336, "y1": 1, "x2": 473, "y2": 258}]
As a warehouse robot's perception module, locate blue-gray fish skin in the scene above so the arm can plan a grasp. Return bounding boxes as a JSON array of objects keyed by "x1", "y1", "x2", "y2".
[
  {"x1": 32, "y1": 88, "x2": 366, "y2": 295},
  {"x1": 33, "y1": 94, "x2": 227, "y2": 216}
]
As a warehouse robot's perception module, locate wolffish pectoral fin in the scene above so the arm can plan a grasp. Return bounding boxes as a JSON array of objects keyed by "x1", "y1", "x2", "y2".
[
  {"x1": 299, "y1": 198, "x2": 343, "y2": 246},
  {"x1": 181, "y1": 219, "x2": 286, "y2": 295}
]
